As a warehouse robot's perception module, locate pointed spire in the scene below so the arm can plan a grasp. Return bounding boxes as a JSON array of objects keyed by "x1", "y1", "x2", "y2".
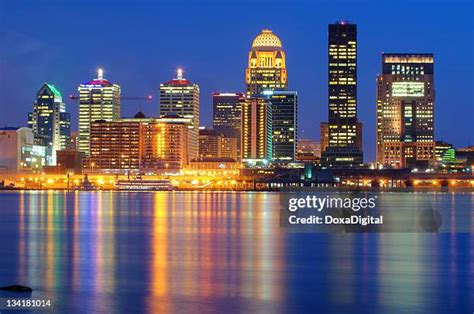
[
  {"x1": 177, "y1": 68, "x2": 183, "y2": 80},
  {"x1": 97, "y1": 68, "x2": 104, "y2": 80}
]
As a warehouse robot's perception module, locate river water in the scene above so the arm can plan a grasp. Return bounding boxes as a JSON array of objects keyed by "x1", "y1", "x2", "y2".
[{"x1": 0, "y1": 191, "x2": 472, "y2": 313}]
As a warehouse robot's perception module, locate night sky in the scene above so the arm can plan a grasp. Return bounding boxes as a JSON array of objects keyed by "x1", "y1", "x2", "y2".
[{"x1": 1, "y1": 0, "x2": 473, "y2": 162}]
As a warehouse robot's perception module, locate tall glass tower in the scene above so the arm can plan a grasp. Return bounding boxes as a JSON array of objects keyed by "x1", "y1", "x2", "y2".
[
  {"x1": 264, "y1": 90, "x2": 298, "y2": 162},
  {"x1": 321, "y1": 21, "x2": 363, "y2": 168},
  {"x1": 78, "y1": 68, "x2": 121, "y2": 156},
  {"x1": 159, "y1": 69, "x2": 200, "y2": 161},
  {"x1": 212, "y1": 92, "x2": 245, "y2": 160},
  {"x1": 28, "y1": 83, "x2": 70, "y2": 165}
]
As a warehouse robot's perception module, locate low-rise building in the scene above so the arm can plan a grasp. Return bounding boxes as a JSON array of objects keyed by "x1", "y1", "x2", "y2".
[{"x1": 0, "y1": 127, "x2": 46, "y2": 173}]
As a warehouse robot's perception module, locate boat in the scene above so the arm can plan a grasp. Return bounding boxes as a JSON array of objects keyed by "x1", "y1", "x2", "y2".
[
  {"x1": 77, "y1": 174, "x2": 97, "y2": 191},
  {"x1": 115, "y1": 179, "x2": 173, "y2": 191}
]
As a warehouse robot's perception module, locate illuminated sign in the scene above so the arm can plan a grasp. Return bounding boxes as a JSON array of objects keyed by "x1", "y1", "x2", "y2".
[
  {"x1": 215, "y1": 93, "x2": 238, "y2": 96},
  {"x1": 392, "y1": 82, "x2": 424, "y2": 97}
]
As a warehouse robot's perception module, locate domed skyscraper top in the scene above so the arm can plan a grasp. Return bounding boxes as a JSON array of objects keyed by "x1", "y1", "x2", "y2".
[
  {"x1": 251, "y1": 29, "x2": 283, "y2": 50},
  {"x1": 246, "y1": 29, "x2": 287, "y2": 95}
]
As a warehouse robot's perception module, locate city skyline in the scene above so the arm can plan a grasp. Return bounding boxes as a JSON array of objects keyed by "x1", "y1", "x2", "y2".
[{"x1": 1, "y1": 1, "x2": 473, "y2": 162}]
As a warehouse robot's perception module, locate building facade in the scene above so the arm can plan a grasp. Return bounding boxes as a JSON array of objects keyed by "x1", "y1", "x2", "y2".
[
  {"x1": 159, "y1": 69, "x2": 200, "y2": 161},
  {"x1": 0, "y1": 127, "x2": 46, "y2": 172},
  {"x1": 241, "y1": 97, "x2": 272, "y2": 161},
  {"x1": 87, "y1": 113, "x2": 190, "y2": 173},
  {"x1": 246, "y1": 29, "x2": 287, "y2": 96},
  {"x1": 220, "y1": 137, "x2": 238, "y2": 161},
  {"x1": 78, "y1": 69, "x2": 121, "y2": 156},
  {"x1": 376, "y1": 53, "x2": 435, "y2": 169},
  {"x1": 141, "y1": 118, "x2": 189, "y2": 171},
  {"x1": 56, "y1": 150, "x2": 84, "y2": 174},
  {"x1": 212, "y1": 92, "x2": 244, "y2": 138},
  {"x1": 296, "y1": 138, "x2": 321, "y2": 162},
  {"x1": 434, "y1": 141, "x2": 453, "y2": 164},
  {"x1": 198, "y1": 129, "x2": 238, "y2": 161},
  {"x1": 321, "y1": 21, "x2": 363, "y2": 168},
  {"x1": 199, "y1": 129, "x2": 221, "y2": 159},
  {"x1": 212, "y1": 92, "x2": 244, "y2": 159},
  {"x1": 28, "y1": 83, "x2": 70, "y2": 165},
  {"x1": 264, "y1": 90, "x2": 297, "y2": 161},
  {"x1": 88, "y1": 120, "x2": 141, "y2": 173}
]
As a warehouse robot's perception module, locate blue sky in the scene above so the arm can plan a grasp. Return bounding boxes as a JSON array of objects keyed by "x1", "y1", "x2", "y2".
[{"x1": 0, "y1": 0, "x2": 473, "y2": 161}]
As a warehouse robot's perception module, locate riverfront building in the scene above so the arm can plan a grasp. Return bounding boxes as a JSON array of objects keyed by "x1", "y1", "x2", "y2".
[
  {"x1": 78, "y1": 69, "x2": 121, "y2": 156},
  {"x1": 321, "y1": 21, "x2": 363, "y2": 168},
  {"x1": 159, "y1": 69, "x2": 200, "y2": 161},
  {"x1": 246, "y1": 29, "x2": 288, "y2": 96},
  {"x1": 241, "y1": 97, "x2": 272, "y2": 162},
  {"x1": 376, "y1": 53, "x2": 435, "y2": 169},
  {"x1": 264, "y1": 90, "x2": 297, "y2": 161},
  {"x1": 28, "y1": 83, "x2": 70, "y2": 165}
]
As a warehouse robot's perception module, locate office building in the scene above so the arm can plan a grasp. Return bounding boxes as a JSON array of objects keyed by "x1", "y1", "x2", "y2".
[
  {"x1": 28, "y1": 83, "x2": 70, "y2": 165},
  {"x1": 212, "y1": 92, "x2": 244, "y2": 159},
  {"x1": 199, "y1": 129, "x2": 221, "y2": 158},
  {"x1": 246, "y1": 29, "x2": 287, "y2": 95},
  {"x1": 212, "y1": 92, "x2": 244, "y2": 138},
  {"x1": 56, "y1": 150, "x2": 84, "y2": 174},
  {"x1": 296, "y1": 139, "x2": 321, "y2": 162},
  {"x1": 78, "y1": 68, "x2": 121, "y2": 156},
  {"x1": 198, "y1": 129, "x2": 238, "y2": 161},
  {"x1": 141, "y1": 117, "x2": 189, "y2": 171},
  {"x1": 376, "y1": 53, "x2": 435, "y2": 169},
  {"x1": 241, "y1": 97, "x2": 272, "y2": 161},
  {"x1": 264, "y1": 90, "x2": 297, "y2": 161},
  {"x1": 159, "y1": 69, "x2": 199, "y2": 161},
  {"x1": 88, "y1": 120, "x2": 141, "y2": 173},
  {"x1": 68, "y1": 131, "x2": 79, "y2": 151},
  {"x1": 434, "y1": 141, "x2": 453, "y2": 163},
  {"x1": 321, "y1": 21, "x2": 363, "y2": 168},
  {"x1": 221, "y1": 137, "x2": 238, "y2": 161},
  {"x1": 0, "y1": 127, "x2": 46, "y2": 172},
  {"x1": 320, "y1": 122, "x2": 329, "y2": 153},
  {"x1": 456, "y1": 146, "x2": 474, "y2": 171}
]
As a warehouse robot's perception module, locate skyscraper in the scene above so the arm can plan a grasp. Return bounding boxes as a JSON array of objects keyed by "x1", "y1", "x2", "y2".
[
  {"x1": 376, "y1": 53, "x2": 435, "y2": 169},
  {"x1": 321, "y1": 21, "x2": 363, "y2": 168},
  {"x1": 212, "y1": 92, "x2": 244, "y2": 139},
  {"x1": 78, "y1": 69, "x2": 121, "y2": 156},
  {"x1": 212, "y1": 92, "x2": 244, "y2": 159},
  {"x1": 241, "y1": 97, "x2": 272, "y2": 161},
  {"x1": 159, "y1": 69, "x2": 200, "y2": 161},
  {"x1": 28, "y1": 83, "x2": 70, "y2": 165},
  {"x1": 264, "y1": 90, "x2": 298, "y2": 161},
  {"x1": 246, "y1": 29, "x2": 287, "y2": 96}
]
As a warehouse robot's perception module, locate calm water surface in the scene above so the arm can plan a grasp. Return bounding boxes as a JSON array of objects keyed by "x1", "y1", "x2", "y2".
[{"x1": 0, "y1": 191, "x2": 473, "y2": 313}]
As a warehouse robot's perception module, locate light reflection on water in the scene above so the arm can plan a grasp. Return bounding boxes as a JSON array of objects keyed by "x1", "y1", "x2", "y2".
[{"x1": 0, "y1": 191, "x2": 472, "y2": 313}]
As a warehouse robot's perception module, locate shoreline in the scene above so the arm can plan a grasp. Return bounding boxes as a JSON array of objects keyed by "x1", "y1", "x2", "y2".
[{"x1": 1, "y1": 187, "x2": 473, "y2": 193}]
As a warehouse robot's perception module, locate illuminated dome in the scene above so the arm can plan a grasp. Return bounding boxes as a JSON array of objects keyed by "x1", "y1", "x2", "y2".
[{"x1": 251, "y1": 29, "x2": 282, "y2": 49}]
